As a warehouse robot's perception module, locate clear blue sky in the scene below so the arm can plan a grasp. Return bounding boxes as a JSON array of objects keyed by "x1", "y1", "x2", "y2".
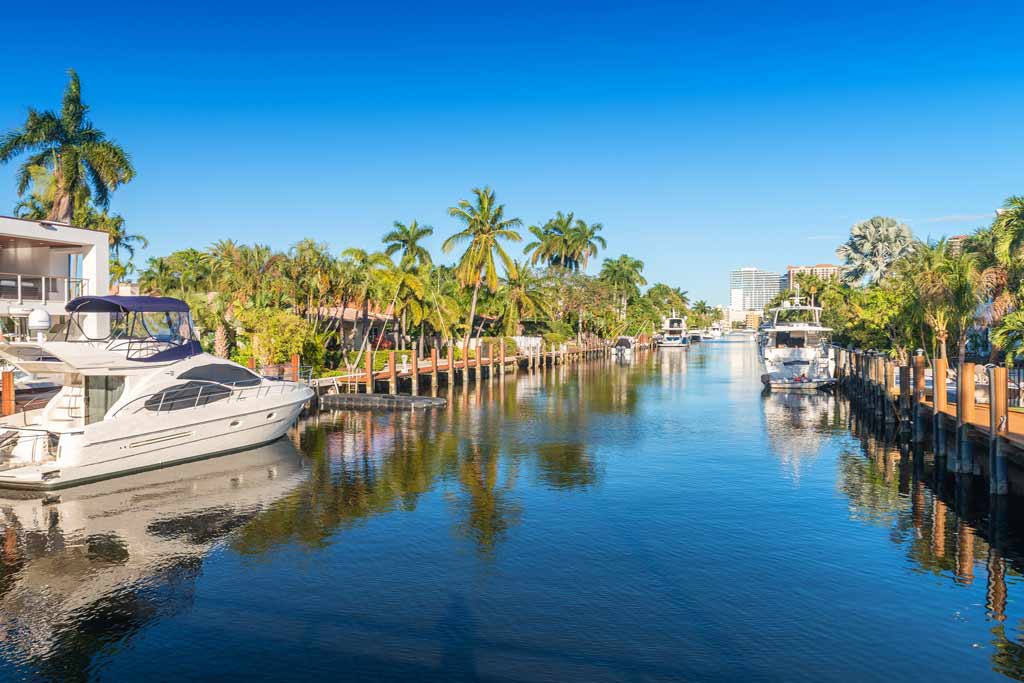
[{"x1": 1, "y1": 1, "x2": 1021, "y2": 303}]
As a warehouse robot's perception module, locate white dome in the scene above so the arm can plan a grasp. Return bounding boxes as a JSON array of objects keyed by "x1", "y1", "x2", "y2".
[{"x1": 27, "y1": 309, "x2": 51, "y2": 331}]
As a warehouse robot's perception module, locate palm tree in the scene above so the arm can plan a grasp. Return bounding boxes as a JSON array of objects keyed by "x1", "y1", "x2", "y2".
[
  {"x1": 341, "y1": 248, "x2": 391, "y2": 349},
  {"x1": 0, "y1": 69, "x2": 134, "y2": 223},
  {"x1": 443, "y1": 187, "x2": 522, "y2": 351},
  {"x1": 836, "y1": 216, "x2": 914, "y2": 285},
  {"x1": 993, "y1": 196, "x2": 1024, "y2": 266},
  {"x1": 93, "y1": 210, "x2": 148, "y2": 265},
  {"x1": 599, "y1": 255, "x2": 647, "y2": 320},
  {"x1": 566, "y1": 219, "x2": 606, "y2": 272},
  {"x1": 138, "y1": 256, "x2": 176, "y2": 295},
  {"x1": 493, "y1": 262, "x2": 548, "y2": 336},
  {"x1": 382, "y1": 220, "x2": 433, "y2": 268},
  {"x1": 523, "y1": 211, "x2": 577, "y2": 269}
]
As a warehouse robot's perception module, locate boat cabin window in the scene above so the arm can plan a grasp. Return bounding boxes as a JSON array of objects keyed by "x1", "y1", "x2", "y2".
[
  {"x1": 144, "y1": 381, "x2": 232, "y2": 412},
  {"x1": 668, "y1": 318, "x2": 683, "y2": 328},
  {"x1": 178, "y1": 363, "x2": 260, "y2": 387},
  {"x1": 774, "y1": 332, "x2": 806, "y2": 348},
  {"x1": 85, "y1": 375, "x2": 126, "y2": 424}
]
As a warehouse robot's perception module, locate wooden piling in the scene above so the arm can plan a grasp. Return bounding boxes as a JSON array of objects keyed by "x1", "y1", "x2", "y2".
[
  {"x1": 990, "y1": 365, "x2": 1009, "y2": 495},
  {"x1": 447, "y1": 345, "x2": 455, "y2": 386},
  {"x1": 388, "y1": 351, "x2": 397, "y2": 395},
  {"x1": 499, "y1": 340, "x2": 506, "y2": 382},
  {"x1": 487, "y1": 343, "x2": 495, "y2": 384},
  {"x1": 912, "y1": 352, "x2": 927, "y2": 442},
  {"x1": 956, "y1": 361, "x2": 976, "y2": 473},
  {"x1": 291, "y1": 353, "x2": 301, "y2": 382},
  {"x1": 1, "y1": 370, "x2": 13, "y2": 417},
  {"x1": 365, "y1": 351, "x2": 374, "y2": 394},
  {"x1": 430, "y1": 349, "x2": 439, "y2": 392},
  {"x1": 411, "y1": 350, "x2": 420, "y2": 396}
]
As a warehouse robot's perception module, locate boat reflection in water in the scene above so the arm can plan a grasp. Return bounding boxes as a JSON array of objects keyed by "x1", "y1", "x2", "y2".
[
  {"x1": 761, "y1": 389, "x2": 841, "y2": 481},
  {"x1": 0, "y1": 438, "x2": 307, "y2": 673}
]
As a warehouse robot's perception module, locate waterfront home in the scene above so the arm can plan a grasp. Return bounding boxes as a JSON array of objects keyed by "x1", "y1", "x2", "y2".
[{"x1": 0, "y1": 215, "x2": 109, "y2": 339}]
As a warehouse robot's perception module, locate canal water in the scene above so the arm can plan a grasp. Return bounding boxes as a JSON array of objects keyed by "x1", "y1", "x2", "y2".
[{"x1": 3, "y1": 342, "x2": 1024, "y2": 681}]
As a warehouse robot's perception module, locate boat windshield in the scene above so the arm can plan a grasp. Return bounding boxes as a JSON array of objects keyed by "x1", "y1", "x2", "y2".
[{"x1": 63, "y1": 296, "x2": 201, "y2": 362}]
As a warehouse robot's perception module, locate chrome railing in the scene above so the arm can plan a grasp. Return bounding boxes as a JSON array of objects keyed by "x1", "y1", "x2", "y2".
[
  {"x1": 0, "y1": 273, "x2": 88, "y2": 304},
  {"x1": 109, "y1": 378, "x2": 304, "y2": 419}
]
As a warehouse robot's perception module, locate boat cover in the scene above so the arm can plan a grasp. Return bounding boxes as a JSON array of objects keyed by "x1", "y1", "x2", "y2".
[{"x1": 65, "y1": 296, "x2": 191, "y2": 314}]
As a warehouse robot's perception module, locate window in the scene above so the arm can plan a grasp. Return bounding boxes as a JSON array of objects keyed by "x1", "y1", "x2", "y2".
[
  {"x1": 143, "y1": 381, "x2": 231, "y2": 412},
  {"x1": 85, "y1": 376, "x2": 126, "y2": 424},
  {"x1": 178, "y1": 363, "x2": 260, "y2": 387}
]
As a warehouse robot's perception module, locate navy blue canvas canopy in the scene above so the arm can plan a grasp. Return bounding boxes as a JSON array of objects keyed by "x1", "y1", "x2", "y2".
[{"x1": 66, "y1": 295, "x2": 191, "y2": 314}]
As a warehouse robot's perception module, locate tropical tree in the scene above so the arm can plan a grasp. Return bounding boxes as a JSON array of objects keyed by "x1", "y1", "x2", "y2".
[
  {"x1": 491, "y1": 262, "x2": 548, "y2": 336},
  {"x1": 0, "y1": 69, "x2": 134, "y2": 223},
  {"x1": 341, "y1": 247, "x2": 391, "y2": 349},
  {"x1": 836, "y1": 216, "x2": 914, "y2": 285},
  {"x1": 599, "y1": 255, "x2": 647, "y2": 320},
  {"x1": 382, "y1": 220, "x2": 433, "y2": 268},
  {"x1": 566, "y1": 219, "x2": 606, "y2": 272},
  {"x1": 993, "y1": 196, "x2": 1024, "y2": 267},
  {"x1": 443, "y1": 186, "x2": 522, "y2": 350}
]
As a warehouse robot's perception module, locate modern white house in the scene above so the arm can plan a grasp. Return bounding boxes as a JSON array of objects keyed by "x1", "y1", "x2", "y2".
[{"x1": 0, "y1": 215, "x2": 109, "y2": 338}]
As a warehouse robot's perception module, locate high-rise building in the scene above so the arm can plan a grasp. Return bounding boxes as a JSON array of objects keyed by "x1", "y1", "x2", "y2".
[
  {"x1": 781, "y1": 264, "x2": 841, "y2": 290},
  {"x1": 947, "y1": 235, "x2": 968, "y2": 256},
  {"x1": 729, "y1": 267, "x2": 780, "y2": 313}
]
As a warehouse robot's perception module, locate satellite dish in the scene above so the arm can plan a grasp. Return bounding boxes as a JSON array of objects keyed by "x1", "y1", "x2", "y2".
[{"x1": 28, "y1": 309, "x2": 51, "y2": 332}]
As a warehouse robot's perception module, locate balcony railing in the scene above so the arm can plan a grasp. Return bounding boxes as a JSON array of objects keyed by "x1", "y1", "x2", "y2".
[{"x1": 0, "y1": 273, "x2": 88, "y2": 305}]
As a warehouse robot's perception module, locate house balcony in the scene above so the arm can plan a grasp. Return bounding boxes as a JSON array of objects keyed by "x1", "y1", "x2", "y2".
[{"x1": 0, "y1": 273, "x2": 89, "y2": 306}]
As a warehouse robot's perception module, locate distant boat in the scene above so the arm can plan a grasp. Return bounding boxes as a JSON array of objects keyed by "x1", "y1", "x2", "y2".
[{"x1": 657, "y1": 312, "x2": 688, "y2": 348}]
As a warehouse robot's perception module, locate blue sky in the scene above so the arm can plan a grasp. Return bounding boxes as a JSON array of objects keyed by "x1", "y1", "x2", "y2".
[{"x1": 1, "y1": 0, "x2": 1021, "y2": 303}]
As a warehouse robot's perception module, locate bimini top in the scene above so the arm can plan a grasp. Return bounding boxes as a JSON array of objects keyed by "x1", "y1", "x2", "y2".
[{"x1": 66, "y1": 295, "x2": 191, "y2": 314}]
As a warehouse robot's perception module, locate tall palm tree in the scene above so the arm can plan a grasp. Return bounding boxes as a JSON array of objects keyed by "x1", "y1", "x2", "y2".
[
  {"x1": 382, "y1": 220, "x2": 433, "y2": 268},
  {"x1": 0, "y1": 69, "x2": 134, "y2": 223},
  {"x1": 599, "y1": 255, "x2": 647, "y2": 320},
  {"x1": 836, "y1": 216, "x2": 914, "y2": 285},
  {"x1": 443, "y1": 186, "x2": 522, "y2": 351},
  {"x1": 566, "y1": 219, "x2": 606, "y2": 272}
]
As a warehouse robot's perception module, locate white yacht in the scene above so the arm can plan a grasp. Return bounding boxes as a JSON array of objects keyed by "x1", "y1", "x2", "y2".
[
  {"x1": 658, "y1": 313, "x2": 688, "y2": 348},
  {"x1": 0, "y1": 295, "x2": 314, "y2": 490},
  {"x1": 759, "y1": 293, "x2": 835, "y2": 390},
  {"x1": 702, "y1": 321, "x2": 724, "y2": 340}
]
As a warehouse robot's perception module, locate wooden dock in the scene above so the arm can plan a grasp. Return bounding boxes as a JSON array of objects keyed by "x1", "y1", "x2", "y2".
[
  {"x1": 309, "y1": 341, "x2": 630, "y2": 397},
  {"x1": 832, "y1": 346, "x2": 1023, "y2": 495}
]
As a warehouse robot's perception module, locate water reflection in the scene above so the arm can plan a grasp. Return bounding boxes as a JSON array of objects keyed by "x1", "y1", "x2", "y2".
[
  {"x1": 762, "y1": 390, "x2": 841, "y2": 480},
  {"x1": 0, "y1": 440, "x2": 307, "y2": 679}
]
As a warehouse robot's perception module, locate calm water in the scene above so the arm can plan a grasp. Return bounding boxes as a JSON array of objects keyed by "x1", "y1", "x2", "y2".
[{"x1": 4, "y1": 342, "x2": 1024, "y2": 681}]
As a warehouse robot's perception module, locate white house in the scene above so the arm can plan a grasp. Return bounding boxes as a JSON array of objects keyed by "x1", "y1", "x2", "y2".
[{"x1": 0, "y1": 215, "x2": 109, "y2": 338}]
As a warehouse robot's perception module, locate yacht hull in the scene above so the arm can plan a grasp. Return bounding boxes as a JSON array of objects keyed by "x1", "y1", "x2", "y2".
[{"x1": 0, "y1": 391, "x2": 311, "y2": 490}]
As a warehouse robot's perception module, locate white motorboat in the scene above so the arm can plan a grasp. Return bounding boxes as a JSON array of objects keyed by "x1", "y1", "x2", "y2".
[
  {"x1": 759, "y1": 292, "x2": 835, "y2": 388},
  {"x1": 702, "y1": 321, "x2": 724, "y2": 340},
  {"x1": 612, "y1": 335, "x2": 634, "y2": 359},
  {"x1": 0, "y1": 295, "x2": 314, "y2": 490},
  {"x1": 658, "y1": 312, "x2": 689, "y2": 348}
]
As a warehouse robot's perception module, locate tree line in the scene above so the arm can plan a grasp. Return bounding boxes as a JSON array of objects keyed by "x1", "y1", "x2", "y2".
[
  {"x1": 776, "y1": 204, "x2": 1024, "y2": 366},
  {"x1": 1, "y1": 71, "x2": 712, "y2": 372}
]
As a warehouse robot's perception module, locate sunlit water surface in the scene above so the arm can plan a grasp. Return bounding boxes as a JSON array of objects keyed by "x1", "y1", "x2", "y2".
[{"x1": 3, "y1": 343, "x2": 1024, "y2": 681}]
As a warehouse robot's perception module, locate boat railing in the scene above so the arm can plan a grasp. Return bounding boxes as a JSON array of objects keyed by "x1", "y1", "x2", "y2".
[{"x1": 109, "y1": 377, "x2": 305, "y2": 419}]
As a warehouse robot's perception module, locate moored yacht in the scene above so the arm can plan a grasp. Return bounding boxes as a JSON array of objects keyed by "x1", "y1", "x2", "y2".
[
  {"x1": 657, "y1": 312, "x2": 689, "y2": 348},
  {"x1": 0, "y1": 295, "x2": 314, "y2": 490},
  {"x1": 702, "y1": 321, "x2": 724, "y2": 341},
  {"x1": 759, "y1": 292, "x2": 835, "y2": 390}
]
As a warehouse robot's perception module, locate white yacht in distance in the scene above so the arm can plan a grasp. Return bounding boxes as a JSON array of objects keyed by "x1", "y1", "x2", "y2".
[
  {"x1": 658, "y1": 312, "x2": 688, "y2": 348},
  {"x1": 702, "y1": 321, "x2": 724, "y2": 340},
  {"x1": 759, "y1": 292, "x2": 835, "y2": 390},
  {"x1": 0, "y1": 295, "x2": 314, "y2": 490}
]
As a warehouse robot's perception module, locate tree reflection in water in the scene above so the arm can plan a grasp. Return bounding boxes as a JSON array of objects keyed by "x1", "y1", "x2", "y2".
[{"x1": 828, "y1": 396, "x2": 1024, "y2": 679}]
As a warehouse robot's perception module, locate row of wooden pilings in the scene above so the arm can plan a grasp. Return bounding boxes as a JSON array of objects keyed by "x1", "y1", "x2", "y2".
[
  {"x1": 833, "y1": 345, "x2": 1013, "y2": 496},
  {"x1": 354, "y1": 341, "x2": 617, "y2": 396}
]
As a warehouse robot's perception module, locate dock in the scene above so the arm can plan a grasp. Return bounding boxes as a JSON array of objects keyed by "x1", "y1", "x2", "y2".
[{"x1": 832, "y1": 346, "x2": 1024, "y2": 496}]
